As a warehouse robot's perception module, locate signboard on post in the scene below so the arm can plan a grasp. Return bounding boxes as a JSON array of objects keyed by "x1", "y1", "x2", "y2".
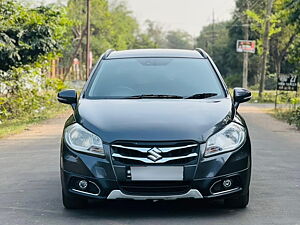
[
  {"x1": 277, "y1": 74, "x2": 298, "y2": 91},
  {"x1": 236, "y1": 40, "x2": 256, "y2": 53},
  {"x1": 275, "y1": 74, "x2": 298, "y2": 109}
]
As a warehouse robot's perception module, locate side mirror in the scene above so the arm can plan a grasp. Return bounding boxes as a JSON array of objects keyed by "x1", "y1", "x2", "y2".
[
  {"x1": 57, "y1": 89, "x2": 77, "y2": 109},
  {"x1": 233, "y1": 88, "x2": 251, "y2": 108}
]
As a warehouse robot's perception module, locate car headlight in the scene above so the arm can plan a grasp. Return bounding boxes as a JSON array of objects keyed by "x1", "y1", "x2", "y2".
[
  {"x1": 64, "y1": 123, "x2": 105, "y2": 157},
  {"x1": 204, "y1": 122, "x2": 246, "y2": 157}
]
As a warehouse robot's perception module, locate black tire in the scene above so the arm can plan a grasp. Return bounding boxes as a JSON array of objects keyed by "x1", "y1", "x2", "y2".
[
  {"x1": 224, "y1": 191, "x2": 249, "y2": 208},
  {"x1": 62, "y1": 190, "x2": 88, "y2": 209}
]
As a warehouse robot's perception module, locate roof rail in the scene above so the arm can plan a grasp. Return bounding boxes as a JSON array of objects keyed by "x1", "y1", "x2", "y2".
[
  {"x1": 195, "y1": 48, "x2": 208, "y2": 58},
  {"x1": 103, "y1": 49, "x2": 114, "y2": 59}
]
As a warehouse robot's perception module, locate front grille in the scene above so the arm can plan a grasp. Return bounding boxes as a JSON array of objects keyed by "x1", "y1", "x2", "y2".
[
  {"x1": 119, "y1": 181, "x2": 190, "y2": 195},
  {"x1": 111, "y1": 141, "x2": 199, "y2": 165}
]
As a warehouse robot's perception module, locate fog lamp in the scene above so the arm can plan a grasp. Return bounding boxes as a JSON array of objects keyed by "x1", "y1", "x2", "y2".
[
  {"x1": 78, "y1": 180, "x2": 88, "y2": 190},
  {"x1": 223, "y1": 179, "x2": 232, "y2": 189}
]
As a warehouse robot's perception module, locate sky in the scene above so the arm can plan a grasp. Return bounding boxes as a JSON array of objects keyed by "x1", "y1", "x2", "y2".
[
  {"x1": 125, "y1": 0, "x2": 236, "y2": 36},
  {"x1": 22, "y1": 0, "x2": 236, "y2": 36}
]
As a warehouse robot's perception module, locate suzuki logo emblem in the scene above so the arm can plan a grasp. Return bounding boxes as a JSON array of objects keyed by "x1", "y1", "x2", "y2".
[{"x1": 147, "y1": 147, "x2": 162, "y2": 162}]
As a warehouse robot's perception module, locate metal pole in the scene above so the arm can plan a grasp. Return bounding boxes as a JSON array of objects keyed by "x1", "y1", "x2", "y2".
[
  {"x1": 275, "y1": 85, "x2": 278, "y2": 109},
  {"x1": 86, "y1": 0, "x2": 91, "y2": 81},
  {"x1": 242, "y1": 28, "x2": 249, "y2": 89}
]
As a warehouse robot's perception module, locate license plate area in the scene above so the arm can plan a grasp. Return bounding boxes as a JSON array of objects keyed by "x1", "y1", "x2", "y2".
[{"x1": 130, "y1": 166, "x2": 183, "y2": 181}]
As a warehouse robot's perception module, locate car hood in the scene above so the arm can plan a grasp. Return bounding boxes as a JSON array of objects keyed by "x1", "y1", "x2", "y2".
[{"x1": 75, "y1": 98, "x2": 234, "y2": 143}]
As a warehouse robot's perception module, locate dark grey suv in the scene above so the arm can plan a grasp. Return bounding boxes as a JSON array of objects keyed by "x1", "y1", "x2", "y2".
[{"x1": 58, "y1": 49, "x2": 252, "y2": 209}]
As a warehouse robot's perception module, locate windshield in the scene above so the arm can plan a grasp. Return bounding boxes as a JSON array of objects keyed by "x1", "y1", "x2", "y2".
[{"x1": 85, "y1": 58, "x2": 225, "y2": 99}]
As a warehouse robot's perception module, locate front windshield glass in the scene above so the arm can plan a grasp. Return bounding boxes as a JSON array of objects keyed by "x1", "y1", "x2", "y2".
[{"x1": 86, "y1": 58, "x2": 225, "y2": 99}]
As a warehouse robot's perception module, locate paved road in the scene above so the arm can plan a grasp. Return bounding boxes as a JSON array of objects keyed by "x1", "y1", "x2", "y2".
[{"x1": 0, "y1": 104, "x2": 299, "y2": 225}]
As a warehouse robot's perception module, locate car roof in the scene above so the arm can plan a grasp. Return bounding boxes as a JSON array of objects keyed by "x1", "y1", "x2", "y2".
[{"x1": 106, "y1": 49, "x2": 204, "y2": 59}]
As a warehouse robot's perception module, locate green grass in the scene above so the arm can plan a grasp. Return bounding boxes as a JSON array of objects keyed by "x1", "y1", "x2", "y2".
[
  {"x1": 229, "y1": 88, "x2": 300, "y2": 104},
  {"x1": 0, "y1": 104, "x2": 69, "y2": 138},
  {"x1": 250, "y1": 90, "x2": 300, "y2": 104}
]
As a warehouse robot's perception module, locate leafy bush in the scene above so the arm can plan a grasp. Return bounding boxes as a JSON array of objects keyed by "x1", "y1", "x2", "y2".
[
  {"x1": 264, "y1": 74, "x2": 277, "y2": 90},
  {"x1": 250, "y1": 90, "x2": 300, "y2": 104},
  {"x1": 275, "y1": 107, "x2": 300, "y2": 129},
  {"x1": 289, "y1": 107, "x2": 300, "y2": 129},
  {"x1": 0, "y1": 66, "x2": 67, "y2": 122},
  {"x1": 248, "y1": 75, "x2": 277, "y2": 90},
  {"x1": 224, "y1": 74, "x2": 242, "y2": 88}
]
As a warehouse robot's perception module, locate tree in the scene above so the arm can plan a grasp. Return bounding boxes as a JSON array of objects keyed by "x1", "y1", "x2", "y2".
[
  {"x1": 132, "y1": 33, "x2": 157, "y2": 49},
  {"x1": 143, "y1": 20, "x2": 194, "y2": 49},
  {"x1": 281, "y1": 0, "x2": 300, "y2": 72},
  {"x1": 285, "y1": 0, "x2": 300, "y2": 32},
  {"x1": 195, "y1": 0, "x2": 299, "y2": 90},
  {"x1": 247, "y1": 0, "x2": 300, "y2": 92},
  {"x1": 0, "y1": 0, "x2": 71, "y2": 72},
  {"x1": 65, "y1": 0, "x2": 158, "y2": 64},
  {"x1": 270, "y1": 0, "x2": 299, "y2": 75},
  {"x1": 197, "y1": 21, "x2": 247, "y2": 86},
  {"x1": 165, "y1": 30, "x2": 193, "y2": 49},
  {"x1": 144, "y1": 20, "x2": 167, "y2": 47}
]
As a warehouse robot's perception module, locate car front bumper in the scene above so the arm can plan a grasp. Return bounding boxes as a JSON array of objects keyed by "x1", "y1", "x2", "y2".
[{"x1": 60, "y1": 138, "x2": 251, "y2": 200}]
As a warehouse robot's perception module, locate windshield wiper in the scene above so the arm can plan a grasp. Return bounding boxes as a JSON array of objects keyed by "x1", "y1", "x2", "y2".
[
  {"x1": 185, "y1": 93, "x2": 218, "y2": 99},
  {"x1": 124, "y1": 94, "x2": 184, "y2": 99}
]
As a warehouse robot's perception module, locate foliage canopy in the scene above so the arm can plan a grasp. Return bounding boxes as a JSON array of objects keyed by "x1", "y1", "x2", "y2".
[{"x1": 0, "y1": 0, "x2": 72, "y2": 72}]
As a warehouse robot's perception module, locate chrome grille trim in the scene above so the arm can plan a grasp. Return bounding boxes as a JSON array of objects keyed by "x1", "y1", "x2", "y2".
[
  {"x1": 111, "y1": 142, "x2": 199, "y2": 164},
  {"x1": 112, "y1": 152, "x2": 198, "y2": 164},
  {"x1": 111, "y1": 144, "x2": 198, "y2": 153}
]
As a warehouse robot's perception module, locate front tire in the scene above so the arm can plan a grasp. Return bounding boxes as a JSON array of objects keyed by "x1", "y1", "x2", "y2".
[
  {"x1": 62, "y1": 190, "x2": 88, "y2": 209},
  {"x1": 224, "y1": 191, "x2": 249, "y2": 208}
]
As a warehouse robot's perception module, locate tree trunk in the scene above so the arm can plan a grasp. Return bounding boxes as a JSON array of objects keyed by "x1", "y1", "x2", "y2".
[
  {"x1": 242, "y1": 0, "x2": 249, "y2": 89},
  {"x1": 258, "y1": 0, "x2": 274, "y2": 98},
  {"x1": 275, "y1": 58, "x2": 281, "y2": 75},
  {"x1": 62, "y1": 27, "x2": 87, "y2": 82}
]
